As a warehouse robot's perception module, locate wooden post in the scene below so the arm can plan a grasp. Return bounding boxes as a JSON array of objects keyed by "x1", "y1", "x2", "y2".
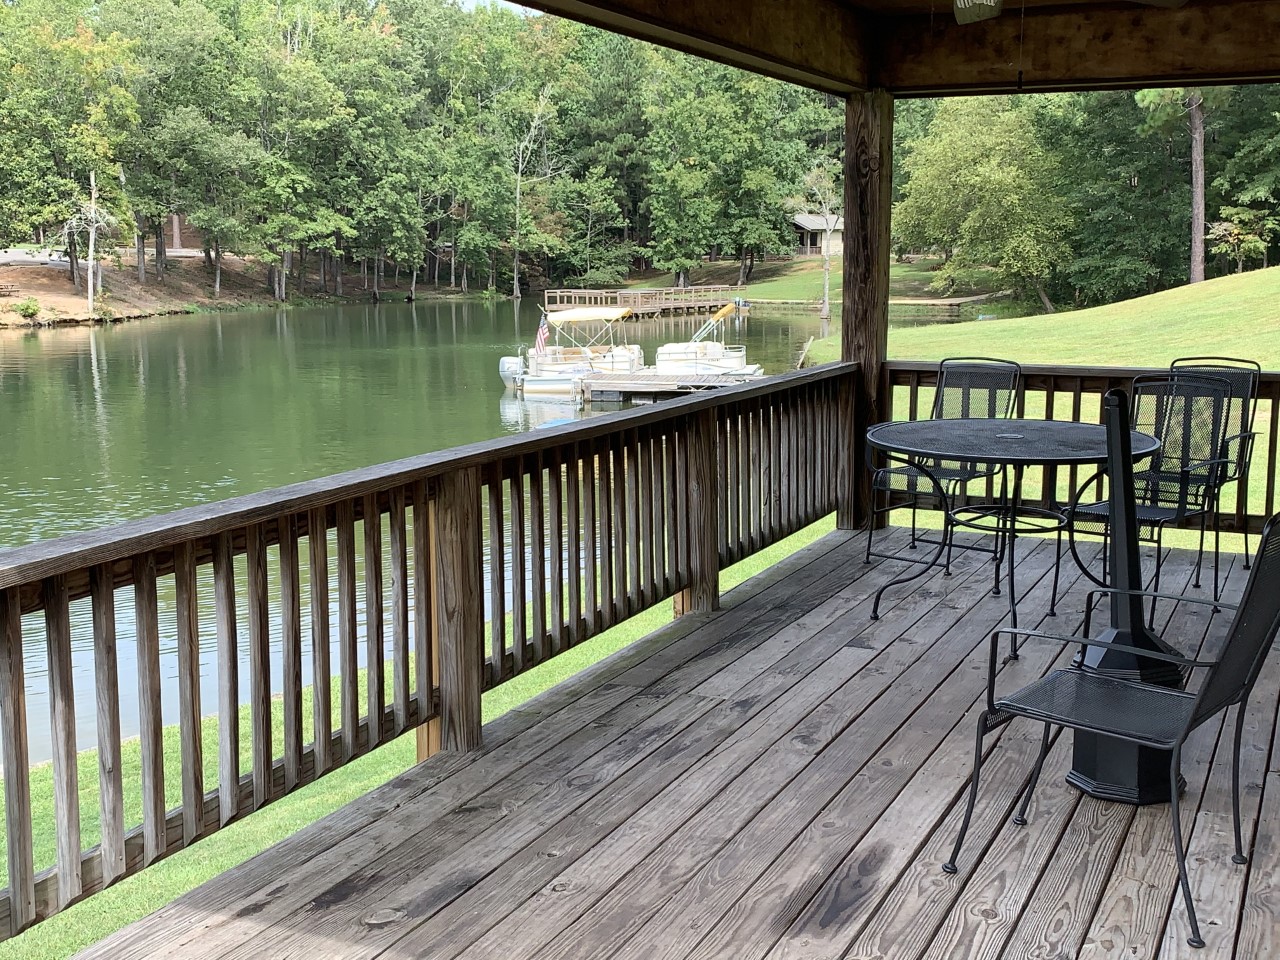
[
  {"x1": 840, "y1": 89, "x2": 894, "y2": 530},
  {"x1": 434, "y1": 467, "x2": 485, "y2": 752},
  {"x1": 674, "y1": 409, "x2": 720, "y2": 615}
]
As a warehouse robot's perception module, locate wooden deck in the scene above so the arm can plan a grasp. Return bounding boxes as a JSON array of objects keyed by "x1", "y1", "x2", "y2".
[{"x1": 80, "y1": 527, "x2": 1277, "y2": 960}]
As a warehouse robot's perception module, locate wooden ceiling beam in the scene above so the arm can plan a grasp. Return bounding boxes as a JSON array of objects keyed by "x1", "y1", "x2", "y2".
[
  {"x1": 518, "y1": 0, "x2": 871, "y2": 95},
  {"x1": 873, "y1": 0, "x2": 1280, "y2": 95}
]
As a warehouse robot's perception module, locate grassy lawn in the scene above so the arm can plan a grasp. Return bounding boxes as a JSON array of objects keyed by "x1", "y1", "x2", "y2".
[
  {"x1": 807, "y1": 266, "x2": 1280, "y2": 368},
  {"x1": 0, "y1": 518, "x2": 835, "y2": 960},
  {"x1": 622, "y1": 257, "x2": 971, "y2": 303}
]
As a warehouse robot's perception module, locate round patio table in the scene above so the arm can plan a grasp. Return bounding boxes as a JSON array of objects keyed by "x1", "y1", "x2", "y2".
[{"x1": 864, "y1": 418, "x2": 1160, "y2": 626}]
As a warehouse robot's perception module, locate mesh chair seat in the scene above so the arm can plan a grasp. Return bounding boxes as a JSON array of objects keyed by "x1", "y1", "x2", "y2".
[
  {"x1": 997, "y1": 669, "x2": 1196, "y2": 747},
  {"x1": 1072, "y1": 498, "x2": 1206, "y2": 527}
]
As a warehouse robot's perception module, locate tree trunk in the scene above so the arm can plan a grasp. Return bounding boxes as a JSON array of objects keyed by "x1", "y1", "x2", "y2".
[
  {"x1": 489, "y1": 251, "x2": 496, "y2": 291},
  {"x1": 135, "y1": 222, "x2": 146, "y2": 285},
  {"x1": 820, "y1": 246, "x2": 832, "y2": 321},
  {"x1": 203, "y1": 244, "x2": 213, "y2": 269},
  {"x1": 1189, "y1": 91, "x2": 1206, "y2": 284},
  {"x1": 68, "y1": 233, "x2": 81, "y2": 292},
  {"x1": 433, "y1": 248, "x2": 441, "y2": 286},
  {"x1": 214, "y1": 242, "x2": 222, "y2": 297},
  {"x1": 461, "y1": 264, "x2": 468, "y2": 293},
  {"x1": 512, "y1": 174, "x2": 523, "y2": 299},
  {"x1": 409, "y1": 265, "x2": 418, "y2": 300},
  {"x1": 319, "y1": 250, "x2": 327, "y2": 293},
  {"x1": 738, "y1": 246, "x2": 748, "y2": 286},
  {"x1": 1036, "y1": 283, "x2": 1056, "y2": 313},
  {"x1": 450, "y1": 231, "x2": 456, "y2": 287},
  {"x1": 154, "y1": 226, "x2": 167, "y2": 281},
  {"x1": 335, "y1": 253, "x2": 343, "y2": 296},
  {"x1": 746, "y1": 249, "x2": 755, "y2": 280},
  {"x1": 373, "y1": 250, "x2": 381, "y2": 297}
]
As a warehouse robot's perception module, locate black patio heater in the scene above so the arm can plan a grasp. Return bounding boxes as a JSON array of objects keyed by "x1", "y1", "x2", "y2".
[{"x1": 1067, "y1": 388, "x2": 1188, "y2": 805}]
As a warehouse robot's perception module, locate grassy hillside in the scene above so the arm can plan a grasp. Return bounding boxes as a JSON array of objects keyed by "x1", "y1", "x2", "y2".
[{"x1": 808, "y1": 266, "x2": 1280, "y2": 367}]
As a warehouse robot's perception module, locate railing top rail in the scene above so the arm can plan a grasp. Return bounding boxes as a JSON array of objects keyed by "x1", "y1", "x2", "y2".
[
  {"x1": 885, "y1": 358, "x2": 1280, "y2": 384},
  {"x1": 0, "y1": 362, "x2": 858, "y2": 590}
]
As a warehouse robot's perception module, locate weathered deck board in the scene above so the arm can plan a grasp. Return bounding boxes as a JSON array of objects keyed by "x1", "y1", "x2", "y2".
[{"x1": 74, "y1": 529, "x2": 1274, "y2": 960}]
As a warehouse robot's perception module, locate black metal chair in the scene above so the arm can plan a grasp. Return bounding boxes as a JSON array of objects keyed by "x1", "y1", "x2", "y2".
[
  {"x1": 865, "y1": 357, "x2": 1021, "y2": 571},
  {"x1": 943, "y1": 513, "x2": 1280, "y2": 949},
  {"x1": 1067, "y1": 373, "x2": 1234, "y2": 611},
  {"x1": 1170, "y1": 357, "x2": 1261, "y2": 571}
]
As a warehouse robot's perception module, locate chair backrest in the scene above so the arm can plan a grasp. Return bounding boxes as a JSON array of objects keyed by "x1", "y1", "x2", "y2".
[
  {"x1": 1189, "y1": 514, "x2": 1280, "y2": 729},
  {"x1": 1131, "y1": 373, "x2": 1233, "y2": 506},
  {"x1": 1170, "y1": 356, "x2": 1261, "y2": 477},
  {"x1": 931, "y1": 357, "x2": 1020, "y2": 420}
]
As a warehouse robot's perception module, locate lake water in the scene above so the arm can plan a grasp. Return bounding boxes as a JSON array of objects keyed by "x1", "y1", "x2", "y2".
[{"x1": 1, "y1": 300, "x2": 827, "y2": 765}]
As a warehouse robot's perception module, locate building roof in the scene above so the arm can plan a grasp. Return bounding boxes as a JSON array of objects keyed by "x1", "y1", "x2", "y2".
[{"x1": 792, "y1": 213, "x2": 843, "y2": 232}]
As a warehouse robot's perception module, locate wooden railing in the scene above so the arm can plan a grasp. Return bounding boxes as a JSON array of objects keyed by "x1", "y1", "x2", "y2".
[
  {"x1": 543, "y1": 285, "x2": 742, "y2": 315},
  {"x1": 882, "y1": 360, "x2": 1280, "y2": 534},
  {"x1": 0, "y1": 362, "x2": 856, "y2": 938}
]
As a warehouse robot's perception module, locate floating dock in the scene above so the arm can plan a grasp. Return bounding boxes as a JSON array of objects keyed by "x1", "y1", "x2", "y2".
[
  {"x1": 577, "y1": 371, "x2": 754, "y2": 404},
  {"x1": 545, "y1": 285, "x2": 743, "y2": 317}
]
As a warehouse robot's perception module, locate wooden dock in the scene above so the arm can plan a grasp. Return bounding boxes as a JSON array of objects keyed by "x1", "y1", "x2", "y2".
[
  {"x1": 577, "y1": 370, "x2": 756, "y2": 403},
  {"x1": 545, "y1": 285, "x2": 742, "y2": 317},
  {"x1": 83, "y1": 529, "x2": 1274, "y2": 960}
]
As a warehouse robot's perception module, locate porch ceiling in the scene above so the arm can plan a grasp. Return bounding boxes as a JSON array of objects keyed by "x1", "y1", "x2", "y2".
[{"x1": 521, "y1": 0, "x2": 1280, "y2": 95}]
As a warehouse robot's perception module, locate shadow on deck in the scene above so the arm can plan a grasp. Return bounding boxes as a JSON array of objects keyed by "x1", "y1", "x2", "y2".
[{"x1": 80, "y1": 526, "x2": 1276, "y2": 960}]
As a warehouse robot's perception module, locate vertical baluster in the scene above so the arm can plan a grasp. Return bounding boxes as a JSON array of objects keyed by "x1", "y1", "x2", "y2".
[
  {"x1": 737, "y1": 405, "x2": 751, "y2": 554},
  {"x1": 726, "y1": 407, "x2": 740, "y2": 562},
  {"x1": 174, "y1": 543, "x2": 204, "y2": 840},
  {"x1": 530, "y1": 453, "x2": 547, "y2": 663},
  {"x1": 0, "y1": 588, "x2": 34, "y2": 934},
  {"x1": 214, "y1": 532, "x2": 239, "y2": 825},
  {"x1": 760, "y1": 398, "x2": 775, "y2": 544},
  {"x1": 279, "y1": 516, "x2": 303, "y2": 790},
  {"x1": 582, "y1": 446, "x2": 598, "y2": 634},
  {"x1": 566, "y1": 445, "x2": 583, "y2": 646},
  {"x1": 1266, "y1": 396, "x2": 1279, "y2": 518},
  {"x1": 548, "y1": 449, "x2": 565, "y2": 655},
  {"x1": 412, "y1": 480, "x2": 435, "y2": 727},
  {"x1": 44, "y1": 574, "x2": 80, "y2": 905},
  {"x1": 133, "y1": 552, "x2": 164, "y2": 863},
  {"x1": 803, "y1": 388, "x2": 815, "y2": 521},
  {"x1": 246, "y1": 524, "x2": 272, "y2": 806},
  {"x1": 782, "y1": 392, "x2": 795, "y2": 530},
  {"x1": 598, "y1": 437, "x2": 616, "y2": 627},
  {"x1": 612, "y1": 434, "x2": 628, "y2": 621},
  {"x1": 1069, "y1": 377, "x2": 1085, "y2": 506},
  {"x1": 91, "y1": 565, "x2": 125, "y2": 887},
  {"x1": 627, "y1": 430, "x2": 642, "y2": 613},
  {"x1": 307, "y1": 508, "x2": 332, "y2": 774},
  {"x1": 639, "y1": 429, "x2": 655, "y2": 604},
  {"x1": 363, "y1": 494, "x2": 384, "y2": 746},
  {"x1": 390, "y1": 488, "x2": 410, "y2": 731},
  {"x1": 748, "y1": 402, "x2": 762, "y2": 552},
  {"x1": 487, "y1": 473, "x2": 507, "y2": 682},
  {"x1": 664, "y1": 429, "x2": 680, "y2": 594},
  {"x1": 715, "y1": 411, "x2": 728, "y2": 564},
  {"x1": 675, "y1": 425, "x2": 690, "y2": 593},
  {"x1": 510, "y1": 463, "x2": 527, "y2": 673},
  {"x1": 336, "y1": 500, "x2": 359, "y2": 759}
]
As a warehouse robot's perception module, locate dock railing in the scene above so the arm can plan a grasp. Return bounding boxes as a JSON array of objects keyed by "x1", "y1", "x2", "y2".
[
  {"x1": 881, "y1": 359, "x2": 1280, "y2": 534},
  {"x1": 543, "y1": 285, "x2": 742, "y2": 315},
  {"x1": 0, "y1": 361, "x2": 857, "y2": 938}
]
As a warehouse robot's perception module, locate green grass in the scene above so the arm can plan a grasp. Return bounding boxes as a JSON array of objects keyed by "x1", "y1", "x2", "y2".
[
  {"x1": 622, "y1": 257, "x2": 979, "y2": 303},
  {"x1": 0, "y1": 518, "x2": 834, "y2": 960},
  {"x1": 806, "y1": 266, "x2": 1280, "y2": 368}
]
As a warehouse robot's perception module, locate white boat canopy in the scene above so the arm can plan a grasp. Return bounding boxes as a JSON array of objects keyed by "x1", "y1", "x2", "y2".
[{"x1": 547, "y1": 306, "x2": 634, "y2": 325}]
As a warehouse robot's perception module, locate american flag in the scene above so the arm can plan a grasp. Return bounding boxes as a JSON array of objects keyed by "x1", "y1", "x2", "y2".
[{"x1": 534, "y1": 312, "x2": 551, "y2": 354}]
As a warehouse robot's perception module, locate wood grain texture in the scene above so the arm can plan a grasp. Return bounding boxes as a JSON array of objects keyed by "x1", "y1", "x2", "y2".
[
  {"x1": 213, "y1": 532, "x2": 240, "y2": 825},
  {"x1": 511, "y1": 466, "x2": 528, "y2": 674},
  {"x1": 336, "y1": 500, "x2": 359, "y2": 760},
  {"x1": 548, "y1": 449, "x2": 566, "y2": 655},
  {"x1": 0, "y1": 588, "x2": 34, "y2": 934},
  {"x1": 90, "y1": 565, "x2": 126, "y2": 887},
  {"x1": 487, "y1": 471, "x2": 508, "y2": 682},
  {"x1": 174, "y1": 542, "x2": 204, "y2": 842},
  {"x1": 363, "y1": 494, "x2": 385, "y2": 748},
  {"x1": 278, "y1": 515, "x2": 303, "y2": 789},
  {"x1": 246, "y1": 523, "x2": 272, "y2": 808},
  {"x1": 43, "y1": 574, "x2": 81, "y2": 907},
  {"x1": 531, "y1": 453, "x2": 548, "y2": 663},
  {"x1": 412, "y1": 480, "x2": 434, "y2": 716},
  {"x1": 566, "y1": 445, "x2": 583, "y2": 646},
  {"x1": 307, "y1": 508, "x2": 332, "y2": 776},
  {"x1": 389, "y1": 488, "x2": 411, "y2": 731},
  {"x1": 132, "y1": 552, "x2": 165, "y2": 865},
  {"x1": 434, "y1": 467, "x2": 484, "y2": 752}
]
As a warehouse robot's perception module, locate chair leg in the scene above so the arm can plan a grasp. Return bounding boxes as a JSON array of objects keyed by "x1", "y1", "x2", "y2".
[
  {"x1": 1048, "y1": 529, "x2": 1062, "y2": 617},
  {"x1": 864, "y1": 490, "x2": 878, "y2": 564},
  {"x1": 1169, "y1": 745, "x2": 1206, "y2": 949},
  {"x1": 1194, "y1": 511, "x2": 1207, "y2": 589},
  {"x1": 909, "y1": 499, "x2": 919, "y2": 549},
  {"x1": 943, "y1": 711, "x2": 990, "y2": 874},
  {"x1": 1014, "y1": 724, "x2": 1053, "y2": 826},
  {"x1": 1148, "y1": 525, "x2": 1167, "y2": 630},
  {"x1": 1212, "y1": 507, "x2": 1222, "y2": 605},
  {"x1": 1242, "y1": 475, "x2": 1252, "y2": 570},
  {"x1": 1232, "y1": 704, "x2": 1249, "y2": 866}
]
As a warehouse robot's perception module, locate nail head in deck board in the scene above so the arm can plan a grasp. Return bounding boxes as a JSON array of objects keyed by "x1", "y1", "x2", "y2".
[
  {"x1": 307, "y1": 507, "x2": 333, "y2": 776},
  {"x1": 174, "y1": 542, "x2": 205, "y2": 841},
  {"x1": 214, "y1": 531, "x2": 240, "y2": 824},
  {"x1": 91, "y1": 564, "x2": 126, "y2": 887},
  {"x1": 132, "y1": 552, "x2": 166, "y2": 865},
  {"x1": 278, "y1": 515, "x2": 304, "y2": 789},
  {"x1": 363, "y1": 493, "x2": 385, "y2": 747},
  {"x1": 246, "y1": 523, "x2": 273, "y2": 808},
  {"x1": 0, "y1": 588, "x2": 35, "y2": 935},
  {"x1": 435, "y1": 466, "x2": 484, "y2": 753},
  {"x1": 336, "y1": 500, "x2": 360, "y2": 760}
]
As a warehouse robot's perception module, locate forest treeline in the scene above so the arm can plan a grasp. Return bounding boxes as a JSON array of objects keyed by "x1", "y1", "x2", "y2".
[{"x1": 1, "y1": 0, "x2": 1278, "y2": 309}]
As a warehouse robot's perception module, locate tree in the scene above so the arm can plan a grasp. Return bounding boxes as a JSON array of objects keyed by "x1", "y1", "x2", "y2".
[
  {"x1": 788, "y1": 161, "x2": 841, "y2": 320},
  {"x1": 1208, "y1": 208, "x2": 1276, "y2": 272}
]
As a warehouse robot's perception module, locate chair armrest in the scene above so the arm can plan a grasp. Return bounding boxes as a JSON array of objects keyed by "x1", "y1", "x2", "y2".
[{"x1": 1083, "y1": 586, "x2": 1235, "y2": 632}]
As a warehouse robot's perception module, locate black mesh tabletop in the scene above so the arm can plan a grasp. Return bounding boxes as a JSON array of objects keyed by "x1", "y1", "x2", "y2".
[{"x1": 866, "y1": 418, "x2": 1160, "y2": 467}]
